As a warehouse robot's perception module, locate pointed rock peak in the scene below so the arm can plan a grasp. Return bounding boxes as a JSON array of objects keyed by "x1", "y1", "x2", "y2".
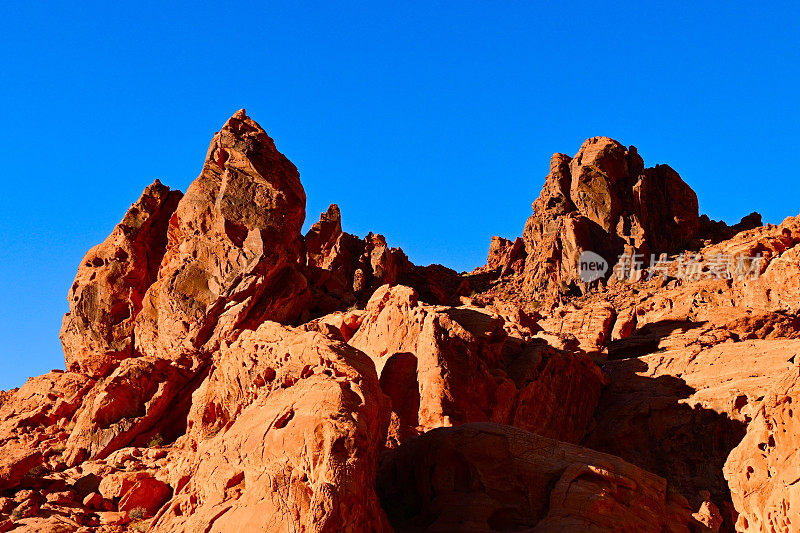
[
  {"x1": 306, "y1": 204, "x2": 344, "y2": 268},
  {"x1": 217, "y1": 108, "x2": 264, "y2": 138},
  {"x1": 319, "y1": 204, "x2": 342, "y2": 225}
]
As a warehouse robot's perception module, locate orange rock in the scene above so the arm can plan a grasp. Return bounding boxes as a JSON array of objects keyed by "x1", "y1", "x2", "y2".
[
  {"x1": 98, "y1": 511, "x2": 128, "y2": 526},
  {"x1": 60, "y1": 180, "x2": 182, "y2": 377},
  {"x1": 133, "y1": 109, "x2": 311, "y2": 360},
  {"x1": 0, "y1": 372, "x2": 91, "y2": 492},
  {"x1": 8, "y1": 112, "x2": 800, "y2": 531},
  {"x1": 520, "y1": 137, "x2": 699, "y2": 298},
  {"x1": 349, "y1": 285, "x2": 607, "y2": 444},
  {"x1": 81, "y1": 492, "x2": 102, "y2": 510},
  {"x1": 98, "y1": 471, "x2": 151, "y2": 501},
  {"x1": 378, "y1": 423, "x2": 705, "y2": 532},
  {"x1": 724, "y1": 365, "x2": 800, "y2": 532},
  {"x1": 305, "y1": 204, "x2": 468, "y2": 307},
  {"x1": 586, "y1": 338, "x2": 800, "y2": 522},
  {"x1": 64, "y1": 357, "x2": 196, "y2": 465},
  {"x1": 118, "y1": 477, "x2": 172, "y2": 517},
  {"x1": 152, "y1": 323, "x2": 391, "y2": 532},
  {"x1": 486, "y1": 235, "x2": 526, "y2": 276}
]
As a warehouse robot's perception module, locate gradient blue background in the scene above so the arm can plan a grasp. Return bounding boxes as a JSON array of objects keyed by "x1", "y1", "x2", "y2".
[{"x1": 2, "y1": 2, "x2": 798, "y2": 389}]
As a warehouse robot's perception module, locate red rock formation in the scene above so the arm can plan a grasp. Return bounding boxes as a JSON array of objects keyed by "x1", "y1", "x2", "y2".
[
  {"x1": 348, "y1": 285, "x2": 608, "y2": 446},
  {"x1": 153, "y1": 323, "x2": 391, "y2": 532},
  {"x1": 517, "y1": 137, "x2": 700, "y2": 298},
  {"x1": 60, "y1": 180, "x2": 182, "y2": 377},
  {"x1": 486, "y1": 236, "x2": 525, "y2": 276},
  {"x1": 378, "y1": 423, "x2": 706, "y2": 532},
  {"x1": 305, "y1": 203, "x2": 469, "y2": 307},
  {"x1": 3, "y1": 113, "x2": 799, "y2": 532},
  {"x1": 724, "y1": 365, "x2": 800, "y2": 532},
  {"x1": 134, "y1": 109, "x2": 311, "y2": 360}
]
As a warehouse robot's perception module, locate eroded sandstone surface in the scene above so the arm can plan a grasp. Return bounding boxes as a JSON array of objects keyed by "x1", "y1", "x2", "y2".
[{"x1": 1, "y1": 111, "x2": 798, "y2": 532}]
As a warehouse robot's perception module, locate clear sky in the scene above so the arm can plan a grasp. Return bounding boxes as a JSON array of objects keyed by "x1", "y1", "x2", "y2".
[{"x1": 1, "y1": 2, "x2": 798, "y2": 389}]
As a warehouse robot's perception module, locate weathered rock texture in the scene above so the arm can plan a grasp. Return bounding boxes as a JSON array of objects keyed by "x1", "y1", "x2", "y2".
[
  {"x1": 133, "y1": 110, "x2": 312, "y2": 361},
  {"x1": 305, "y1": 203, "x2": 469, "y2": 309},
  {"x1": 725, "y1": 365, "x2": 800, "y2": 532},
  {"x1": 348, "y1": 285, "x2": 608, "y2": 446},
  {"x1": 487, "y1": 137, "x2": 703, "y2": 299},
  {"x1": 2, "y1": 119, "x2": 798, "y2": 533},
  {"x1": 152, "y1": 323, "x2": 391, "y2": 532},
  {"x1": 60, "y1": 181, "x2": 182, "y2": 377},
  {"x1": 378, "y1": 423, "x2": 706, "y2": 532}
]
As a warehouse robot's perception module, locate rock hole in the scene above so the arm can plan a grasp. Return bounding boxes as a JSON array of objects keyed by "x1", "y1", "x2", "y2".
[
  {"x1": 734, "y1": 394, "x2": 748, "y2": 412},
  {"x1": 224, "y1": 220, "x2": 248, "y2": 248},
  {"x1": 114, "y1": 248, "x2": 129, "y2": 262},
  {"x1": 273, "y1": 409, "x2": 294, "y2": 429},
  {"x1": 216, "y1": 148, "x2": 229, "y2": 169}
]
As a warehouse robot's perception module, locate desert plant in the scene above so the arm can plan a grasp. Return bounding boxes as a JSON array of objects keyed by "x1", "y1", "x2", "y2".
[
  {"x1": 130, "y1": 520, "x2": 150, "y2": 533},
  {"x1": 129, "y1": 507, "x2": 147, "y2": 520}
]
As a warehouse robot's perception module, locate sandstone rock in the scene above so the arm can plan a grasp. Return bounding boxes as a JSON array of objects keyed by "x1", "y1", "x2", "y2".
[
  {"x1": 348, "y1": 285, "x2": 607, "y2": 445},
  {"x1": 586, "y1": 338, "x2": 800, "y2": 526},
  {"x1": 152, "y1": 322, "x2": 391, "y2": 532},
  {"x1": 134, "y1": 109, "x2": 310, "y2": 359},
  {"x1": 98, "y1": 511, "x2": 128, "y2": 526},
  {"x1": 521, "y1": 137, "x2": 700, "y2": 297},
  {"x1": 486, "y1": 236, "x2": 526, "y2": 276},
  {"x1": 378, "y1": 423, "x2": 706, "y2": 532},
  {"x1": 539, "y1": 300, "x2": 617, "y2": 351},
  {"x1": 118, "y1": 477, "x2": 172, "y2": 517},
  {"x1": 98, "y1": 471, "x2": 151, "y2": 501},
  {"x1": 0, "y1": 372, "x2": 91, "y2": 492},
  {"x1": 60, "y1": 180, "x2": 182, "y2": 377},
  {"x1": 724, "y1": 365, "x2": 800, "y2": 532},
  {"x1": 81, "y1": 492, "x2": 102, "y2": 510},
  {"x1": 64, "y1": 357, "x2": 197, "y2": 465},
  {"x1": 8, "y1": 112, "x2": 800, "y2": 532},
  {"x1": 306, "y1": 204, "x2": 469, "y2": 307}
]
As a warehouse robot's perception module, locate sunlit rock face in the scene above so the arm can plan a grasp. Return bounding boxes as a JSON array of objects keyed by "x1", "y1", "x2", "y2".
[{"x1": 3, "y1": 113, "x2": 800, "y2": 533}]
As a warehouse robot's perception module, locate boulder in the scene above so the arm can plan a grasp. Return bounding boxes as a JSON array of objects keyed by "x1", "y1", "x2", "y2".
[{"x1": 152, "y1": 322, "x2": 391, "y2": 532}]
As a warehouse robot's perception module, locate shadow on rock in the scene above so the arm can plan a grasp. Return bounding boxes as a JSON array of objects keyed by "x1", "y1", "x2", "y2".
[{"x1": 585, "y1": 357, "x2": 746, "y2": 531}]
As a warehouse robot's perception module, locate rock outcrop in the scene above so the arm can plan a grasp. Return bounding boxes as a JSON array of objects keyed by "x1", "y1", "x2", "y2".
[
  {"x1": 487, "y1": 137, "x2": 703, "y2": 299},
  {"x1": 725, "y1": 365, "x2": 800, "y2": 532},
  {"x1": 2, "y1": 115, "x2": 799, "y2": 532},
  {"x1": 152, "y1": 323, "x2": 391, "y2": 532},
  {"x1": 305, "y1": 203, "x2": 469, "y2": 308},
  {"x1": 134, "y1": 109, "x2": 311, "y2": 360},
  {"x1": 378, "y1": 423, "x2": 706, "y2": 532},
  {"x1": 60, "y1": 181, "x2": 182, "y2": 377},
  {"x1": 348, "y1": 285, "x2": 608, "y2": 446}
]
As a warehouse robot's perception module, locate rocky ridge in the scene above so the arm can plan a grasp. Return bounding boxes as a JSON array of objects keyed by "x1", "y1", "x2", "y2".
[{"x1": 1, "y1": 111, "x2": 798, "y2": 532}]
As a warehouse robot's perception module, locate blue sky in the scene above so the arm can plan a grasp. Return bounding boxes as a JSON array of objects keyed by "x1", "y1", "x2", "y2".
[{"x1": 1, "y1": 2, "x2": 798, "y2": 389}]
